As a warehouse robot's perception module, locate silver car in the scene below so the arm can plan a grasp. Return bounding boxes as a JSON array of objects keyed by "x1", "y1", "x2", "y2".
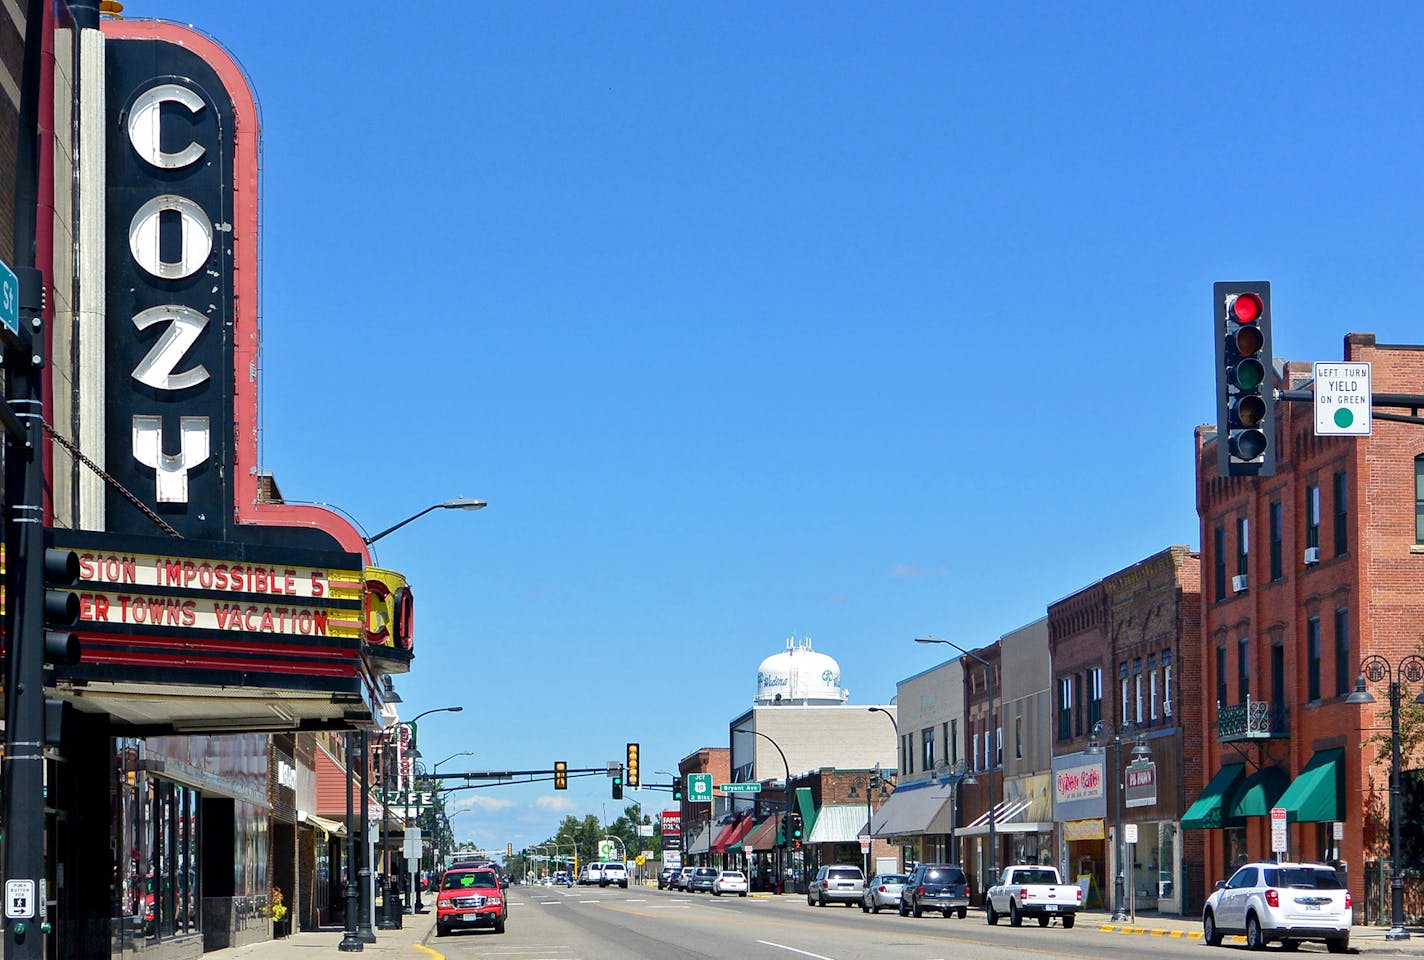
[{"x1": 861, "y1": 873, "x2": 909, "y2": 913}]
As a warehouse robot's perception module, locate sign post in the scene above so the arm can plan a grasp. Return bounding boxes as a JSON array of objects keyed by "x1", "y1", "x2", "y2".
[{"x1": 1271, "y1": 807, "x2": 1288, "y2": 859}]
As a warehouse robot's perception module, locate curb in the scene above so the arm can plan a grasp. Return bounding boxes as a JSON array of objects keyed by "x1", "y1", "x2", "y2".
[{"x1": 1097, "y1": 923, "x2": 1245, "y2": 943}]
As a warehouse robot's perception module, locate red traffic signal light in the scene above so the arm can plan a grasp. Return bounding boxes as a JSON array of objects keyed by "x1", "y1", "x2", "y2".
[{"x1": 1215, "y1": 282, "x2": 1275, "y2": 477}]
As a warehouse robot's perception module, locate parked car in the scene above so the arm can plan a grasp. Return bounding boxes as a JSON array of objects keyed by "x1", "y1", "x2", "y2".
[
  {"x1": 578, "y1": 863, "x2": 605, "y2": 885},
  {"x1": 861, "y1": 872, "x2": 908, "y2": 913},
  {"x1": 600, "y1": 863, "x2": 629, "y2": 888},
  {"x1": 985, "y1": 864, "x2": 1078, "y2": 926},
  {"x1": 658, "y1": 867, "x2": 678, "y2": 889},
  {"x1": 434, "y1": 868, "x2": 507, "y2": 937},
  {"x1": 807, "y1": 864, "x2": 865, "y2": 907},
  {"x1": 901, "y1": 863, "x2": 971, "y2": 919},
  {"x1": 713, "y1": 870, "x2": 749, "y2": 896},
  {"x1": 674, "y1": 867, "x2": 697, "y2": 891},
  {"x1": 1202, "y1": 861, "x2": 1351, "y2": 952},
  {"x1": 688, "y1": 867, "x2": 719, "y2": 893}
]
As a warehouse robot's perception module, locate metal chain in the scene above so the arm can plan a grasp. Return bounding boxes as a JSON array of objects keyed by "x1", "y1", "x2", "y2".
[{"x1": 41, "y1": 420, "x2": 183, "y2": 539}]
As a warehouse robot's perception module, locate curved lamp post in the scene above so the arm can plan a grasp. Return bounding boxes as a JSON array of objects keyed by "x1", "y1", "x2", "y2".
[
  {"x1": 1347, "y1": 654, "x2": 1424, "y2": 941},
  {"x1": 847, "y1": 768, "x2": 892, "y2": 877},
  {"x1": 916, "y1": 636, "x2": 997, "y2": 888},
  {"x1": 363, "y1": 497, "x2": 487, "y2": 547},
  {"x1": 734, "y1": 727, "x2": 791, "y2": 893},
  {"x1": 1085, "y1": 719, "x2": 1150, "y2": 923}
]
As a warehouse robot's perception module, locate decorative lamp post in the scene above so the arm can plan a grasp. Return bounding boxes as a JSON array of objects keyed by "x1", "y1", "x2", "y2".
[
  {"x1": 933, "y1": 759, "x2": 976, "y2": 866},
  {"x1": 847, "y1": 767, "x2": 892, "y2": 877},
  {"x1": 362, "y1": 497, "x2": 487, "y2": 548},
  {"x1": 868, "y1": 706, "x2": 899, "y2": 734},
  {"x1": 1085, "y1": 718, "x2": 1150, "y2": 923},
  {"x1": 1347, "y1": 654, "x2": 1424, "y2": 942},
  {"x1": 916, "y1": 636, "x2": 998, "y2": 888},
  {"x1": 338, "y1": 731, "x2": 363, "y2": 952}
]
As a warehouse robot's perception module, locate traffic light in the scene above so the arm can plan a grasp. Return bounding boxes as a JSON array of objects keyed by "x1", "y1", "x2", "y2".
[
  {"x1": 625, "y1": 743, "x2": 640, "y2": 788},
  {"x1": 789, "y1": 813, "x2": 803, "y2": 842},
  {"x1": 1215, "y1": 281, "x2": 1276, "y2": 477},
  {"x1": 611, "y1": 772, "x2": 623, "y2": 800},
  {"x1": 43, "y1": 548, "x2": 81, "y2": 665},
  {"x1": 554, "y1": 761, "x2": 568, "y2": 790},
  {"x1": 672, "y1": 777, "x2": 683, "y2": 801}
]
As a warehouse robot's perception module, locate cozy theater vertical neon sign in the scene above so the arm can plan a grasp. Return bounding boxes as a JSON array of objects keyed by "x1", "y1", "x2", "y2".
[{"x1": 124, "y1": 82, "x2": 213, "y2": 503}]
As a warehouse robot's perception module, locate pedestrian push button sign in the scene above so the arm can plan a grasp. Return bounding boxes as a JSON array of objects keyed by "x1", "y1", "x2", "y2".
[
  {"x1": 5, "y1": 879, "x2": 34, "y2": 919},
  {"x1": 1314, "y1": 361, "x2": 1371, "y2": 436}
]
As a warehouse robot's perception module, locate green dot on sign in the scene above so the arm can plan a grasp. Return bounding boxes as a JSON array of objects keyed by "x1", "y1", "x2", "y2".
[{"x1": 1334, "y1": 408, "x2": 1353, "y2": 428}]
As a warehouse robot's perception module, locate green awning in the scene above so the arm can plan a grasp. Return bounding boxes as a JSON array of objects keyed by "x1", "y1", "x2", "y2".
[
  {"x1": 796, "y1": 787, "x2": 818, "y2": 836},
  {"x1": 1275, "y1": 749, "x2": 1344, "y2": 822},
  {"x1": 1232, "y1": 765, "x2": 1290, "y2": 817},
  {"x1": 1182, "y1": 764, "x2": 1246, "y2": 830}
]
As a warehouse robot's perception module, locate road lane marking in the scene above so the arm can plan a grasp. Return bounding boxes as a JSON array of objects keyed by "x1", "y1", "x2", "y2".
[{"x1": 757, "y1": 940, "x2": 838, "y2": 960}]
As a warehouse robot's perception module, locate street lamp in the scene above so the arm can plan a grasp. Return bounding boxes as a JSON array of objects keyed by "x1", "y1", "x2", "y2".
[
  {"x1": 733, "y1": 728, "x2": 791, "y2": 894},
  {"x1": 434, "y1": 751, "x2": 475, "y2": 774},
  {"x1": 363, "y1": 497, "x2": 487, "y2": 547},
  {"x1": 916, "y1": 636, "x2": 998, "y2": 888},
  {"x1": 847, "y1": 767, "x2": 891, "y2": 877},
  {"x1": 1085, "y1": 719, "x2": 1151, "y2": 923},
  {"x1": 868, "y1": 706, "x2": 899, "y2": 735},
  {"x1": 381, "y1": 707, "x2": 463, "y2": 928},
  {"x1": 933, "y1": 759, "x2": 976, "y2": 866},
  {"x1": 1347, "y1": 654, "x2": 1424, "y2": 942}
]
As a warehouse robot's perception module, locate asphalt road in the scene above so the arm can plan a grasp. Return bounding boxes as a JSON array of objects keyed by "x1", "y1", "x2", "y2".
[{"x1": 426, "y1": 883, "x2": 1218, "y2": 960}]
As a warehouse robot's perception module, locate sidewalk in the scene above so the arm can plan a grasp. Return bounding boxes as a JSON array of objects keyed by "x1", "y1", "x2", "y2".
[
  {"x1": 207, "y1": 915, "x2": 434, "y2": 960},
  {"x1": 1084, "y1": 909, "x2": 1424, "y2": 953}
]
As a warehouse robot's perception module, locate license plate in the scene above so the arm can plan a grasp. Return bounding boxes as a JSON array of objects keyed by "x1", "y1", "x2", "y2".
[
  {"x1": 1304, "y1": 905, "x2": 1320, "y2": 911},
  {"x1": 462, "y1": 912, "x2": 481, "y2": 920},
  {"x1": 1046, "y1": 904, "x2": 1058, "y2": 912}
]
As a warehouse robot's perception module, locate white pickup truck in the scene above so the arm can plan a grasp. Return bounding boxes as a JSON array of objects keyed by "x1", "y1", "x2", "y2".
[{"x1": 985, "y1": 865, "x2": 1082, "y2": 928}]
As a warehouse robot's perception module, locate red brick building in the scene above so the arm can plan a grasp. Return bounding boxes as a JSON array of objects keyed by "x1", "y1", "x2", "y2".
[{"x1": 1193, "y1": 334, "x2": 1424, "y2": 920}]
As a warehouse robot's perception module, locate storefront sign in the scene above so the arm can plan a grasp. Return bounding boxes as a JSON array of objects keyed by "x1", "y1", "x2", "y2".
[
  {"x1": 1125, "y1": 761, "x2": 1157, "y2": 809},
  {"x1": 1052, "y1": 752, "x2": 1107, "y2": 821},
  {"x1": 1062, "y1": 818, "x2": 1105, "y2": 841},
  {"x1": 1055, "y1": 761, "x2": 1104, "y2": 802}
]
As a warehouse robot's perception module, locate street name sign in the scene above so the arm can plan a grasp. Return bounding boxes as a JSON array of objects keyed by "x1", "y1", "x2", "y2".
[
  {"x1": 687, "y1": 773, "x2": 713, "y2": 802},
  {"x1": 718, "y1": 782, "x2": 762, "y2": 793},
  {"x1": 0, "y1": 259, "x2": 17, "y2": 339},
  {"x1": 1314, "y1": 361, "x2": 1371, "y2": 436}
]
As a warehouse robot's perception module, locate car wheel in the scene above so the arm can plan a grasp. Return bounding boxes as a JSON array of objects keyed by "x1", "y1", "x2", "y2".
[
  {"x1": 493, "y1": 918, "x2": 506, "y2": 935},
  {"x1": 958, "y1": 907, "x2": 968, "y2": 920},
  {"x1": 807, "y1": 893, "x2": 815, "y2": 906},
  {"x1": 861, "y1": 900, "x2": 869, "y2": 913},
  {"x1": 1326, "y1": 935, "x2": 1349, "y2": 954},
  {"x1": 713, "y1": 890, "x2": 721, "y2": 896},
  {"x1": 1281, "y1": 940, "x2": 1300, "y2": 951},
  {"x1": 943, "y1": 909, "x2": 951, "y2": 918},
  {"x1": 740, "y1": 892, "x2": 747, "y2": 897},
  {"x1": 899, "y1": 900, "x2": 909, "y2": 917},
  {"x1": 1245, "y1": 913, "x2": 1265, "y2": 950},
  {"x1": 1203, "y1": 910, "x2": 1222, "y2": 946},
  {"x1": 435, "y1": 925, "x2": 447, "y2": 938},
  {"x1": 1009, "y1": 901, "x2": 1022, "y2": 927},
  {"x1": 1063, "y1": 914, "x2": 1075, "y2": 929},
  {"x1": 1038, "y1": 915, "x2": 1050, "y2": 927},
  {"x1": 986, "y1": 903, "x2": 999, "y2": 925},
  {"x1": 819, "y1": 892, "x2": 827, "y2": 907},
  {"x1": 871, "y1": 902, "x2": 880, "y2": 914}
]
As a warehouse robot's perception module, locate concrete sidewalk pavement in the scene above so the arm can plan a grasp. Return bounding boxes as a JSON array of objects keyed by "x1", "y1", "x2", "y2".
[
  {"x1": 206, "y1": 917, "x2": 435, "y2": 960},
  {"x1": 1086, "y1": 909, "x2": 1424, "y2": 953}
]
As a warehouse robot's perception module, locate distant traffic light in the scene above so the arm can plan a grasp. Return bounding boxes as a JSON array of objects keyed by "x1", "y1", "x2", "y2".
[
  {"x1": 1215, "y1": 282, "x2": 1275, "y2": 477},
  {"x1": 554, "y1": 761, "x2": 568, "y2": 790},
  {"x1": 789, "y1": 813, "x2": 803, "y2": 842},
  {"x1": 612, "y1": 772, "x2": 623, "y2": 801},
  {"x1": 625, "y1": 743, "x2": 640, "y2": 788},
  {"x1": 672, "y1": 777, "x2": 683, "y2": 801}
]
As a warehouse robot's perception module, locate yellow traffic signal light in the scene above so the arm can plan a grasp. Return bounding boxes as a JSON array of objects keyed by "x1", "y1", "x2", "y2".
[
  {"x1": 625, "y1": 743, "x2": 640, "y2": 788},
  {"x1": 554, "y1": 761, "x2": 567, "y2": 790}
]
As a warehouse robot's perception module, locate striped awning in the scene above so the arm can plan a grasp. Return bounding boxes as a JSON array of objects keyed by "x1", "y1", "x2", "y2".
[
  {"x1": 957, "y1": 797, "x2": 1053, "y2": 837},
  {"x1": 806, "y1": 804, "x2": 870, "y2": 844}
]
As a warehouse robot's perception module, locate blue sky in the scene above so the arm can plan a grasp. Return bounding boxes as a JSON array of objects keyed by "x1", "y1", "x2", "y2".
[{"x1": 127, "y1": 1, "x2": 1424, "y2": 851}]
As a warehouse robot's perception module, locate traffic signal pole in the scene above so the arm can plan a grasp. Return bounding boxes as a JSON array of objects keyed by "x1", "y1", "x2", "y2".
[{"x1": 3, "y1": 2, "x2": 51, "y2": 957}]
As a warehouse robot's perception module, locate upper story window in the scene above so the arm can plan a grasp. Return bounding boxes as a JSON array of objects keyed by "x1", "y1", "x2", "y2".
[
  {"x1": 1216, "y1": 644, "x2": 1228, "y2": 707},
  {"x1": 1057, "y1": 677, "x2": 1073, "y2": 741},
  {"x1": 1237, "y1": 516, "x2": 1250, "y2": 578},
  {"x1": 1415, "y1": 455, "x2": 1423, "y2": 544},
  {"x1": 1334, "y1": 606, "x2": 1351, "y2": 699},
  {"x1": 1333, "y1": 471, "x2": 1348, "y2": 557},
  {"x1": 1074, "y1": 672, "x2": 1084, "y2": 736},
  {"x1": 1269, "y1": 500, "x2": 1283, "y2": 581},
  {"x1": 949, "y1": 719, "x2": 959, "y2": 765},
  {"x1": 1237, "y1": 635, "x2": 1250, "y2": 703},
  {"x1": 1307, "y1": 616, "x2": 1322, "y2": 702},
  {"x1": 921, "y1": 727, "x2": 935, "y2": 772},
  {"x1": 1015, "y1": 715, "x2": 1024, "y2": 760},
  {"x1": 1214, "y1": 525, "x2": 1227, "y2": 600},
  {"x1": 1088, "y1": 667, "x2": 1103, "y2": 727},
  {"x1": 1306, "y1": 484, "x2": 1321, "y2": 551}
]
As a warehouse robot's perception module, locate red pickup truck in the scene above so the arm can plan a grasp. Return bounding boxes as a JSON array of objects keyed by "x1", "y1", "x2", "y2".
[{"x1": 435, "y1": 868, "x2": 507, "y2": 937}]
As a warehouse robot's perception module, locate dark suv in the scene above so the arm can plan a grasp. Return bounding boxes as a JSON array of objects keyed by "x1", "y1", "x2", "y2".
[{"x1": 899, "y1": 864, "x2": 970, "y2": 918}]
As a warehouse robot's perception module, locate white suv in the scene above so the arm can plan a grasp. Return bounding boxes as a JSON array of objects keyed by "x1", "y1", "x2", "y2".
[{"x1": 1203, "y1": 861, "x2": 1351, "y2": 952}]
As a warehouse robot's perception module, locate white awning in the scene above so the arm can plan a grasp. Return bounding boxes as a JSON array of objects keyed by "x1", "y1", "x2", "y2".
[
  {"x1": 299, "y1": 811, "x2": 347, "y2": 838},
  {"x1": 957, "y1": 797, "x2": 1053, "y2": 836},
  {"x1": 806, "y1": 805, "x2": 870, "y2": 844}
]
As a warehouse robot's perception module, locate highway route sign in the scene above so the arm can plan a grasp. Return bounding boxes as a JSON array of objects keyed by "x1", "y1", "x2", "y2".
[{"x1": 687, "y1": 773, "x2": 713, "y2": 802}]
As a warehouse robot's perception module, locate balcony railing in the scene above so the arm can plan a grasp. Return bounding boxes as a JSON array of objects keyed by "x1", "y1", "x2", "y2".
[{"x1": 1216, "y1": 696, "x2": 1290, "y2": 741}]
